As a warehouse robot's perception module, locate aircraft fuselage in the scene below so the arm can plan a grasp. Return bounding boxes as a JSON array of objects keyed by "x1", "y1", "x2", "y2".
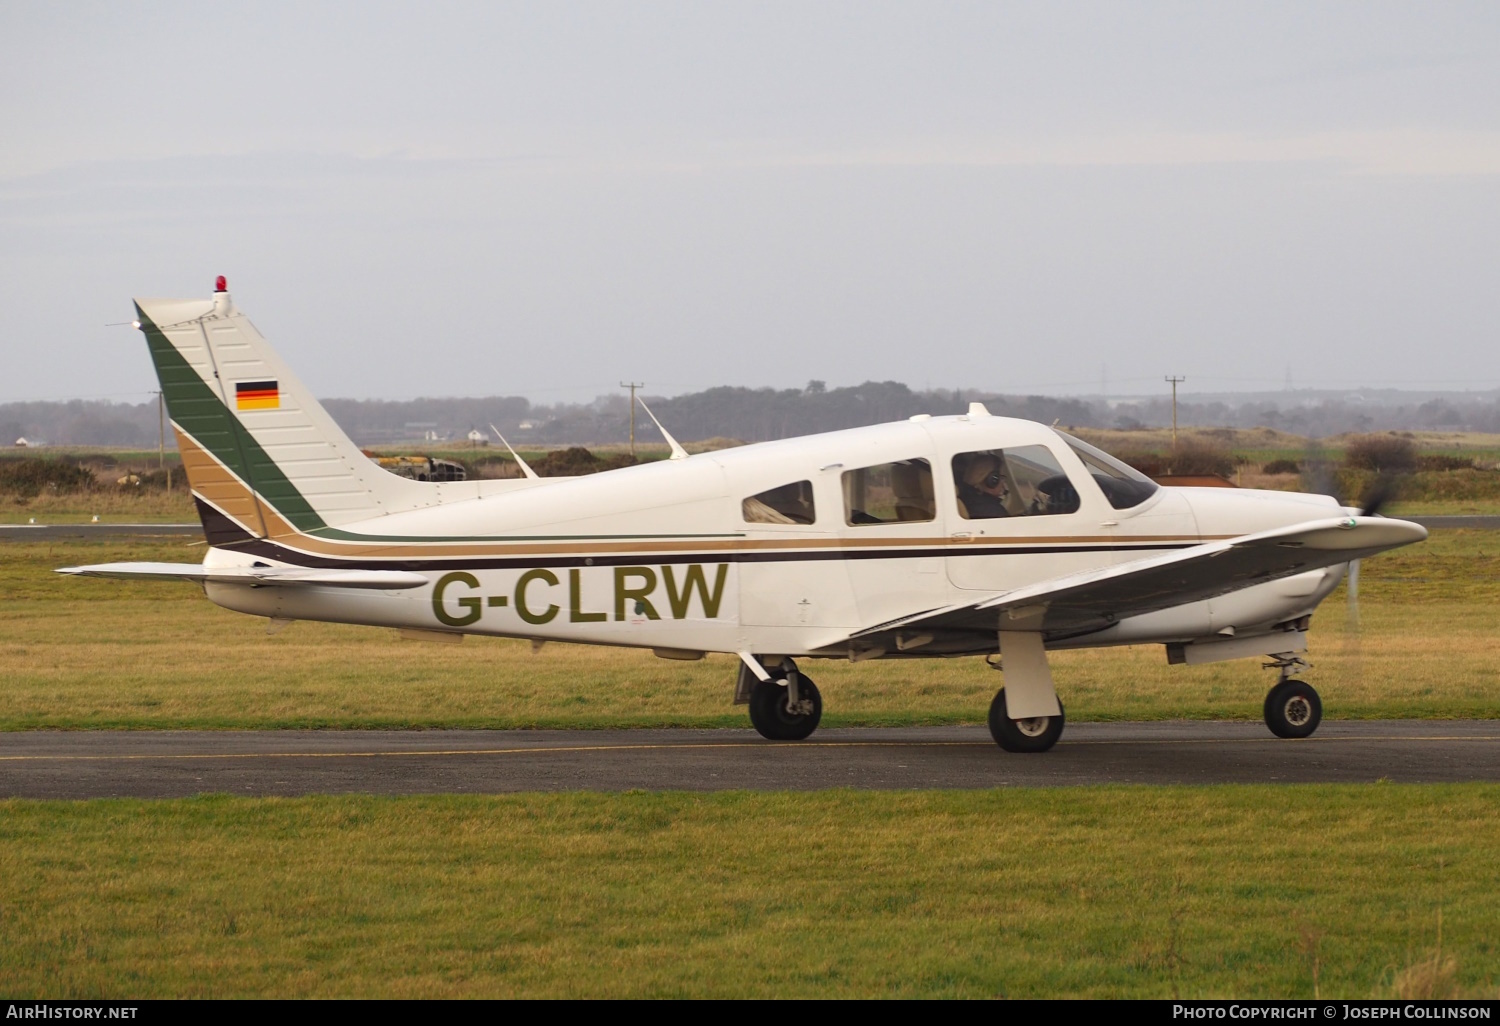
[{"x1": 199, "y1": 414, "x2": 1345, "y2": 660}]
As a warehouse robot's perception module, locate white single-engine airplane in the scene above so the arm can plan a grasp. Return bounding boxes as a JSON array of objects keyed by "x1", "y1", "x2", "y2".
[{"x1": 62, "y1": 279, "x2": 1428, "y2": 752}]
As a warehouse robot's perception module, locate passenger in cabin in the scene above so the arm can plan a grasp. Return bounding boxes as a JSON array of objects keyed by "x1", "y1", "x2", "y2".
[{"x1": 955, "y1": 453, "x2": 1011, "y2": 519}]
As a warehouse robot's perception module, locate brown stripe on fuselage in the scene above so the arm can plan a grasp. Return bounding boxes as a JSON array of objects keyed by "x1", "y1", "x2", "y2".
[{"x1": 175, "y1": 428, "x2": 1223, "y2": 562}]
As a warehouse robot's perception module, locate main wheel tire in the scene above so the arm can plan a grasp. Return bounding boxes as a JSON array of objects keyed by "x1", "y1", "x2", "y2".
[
  {"x1": 987, "y1": 688, "x2": 1065, "y2": 753},
  {"x1": 748, "y1": 672, "x2": 822, "y2": 741},
  {"x1": 1264, "y1": 679, "x2": 1322, "y2": 739}
]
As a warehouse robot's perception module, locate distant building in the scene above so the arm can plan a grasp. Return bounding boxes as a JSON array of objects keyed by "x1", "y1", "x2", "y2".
[
  {"x1": 14, "y1": 437, "x2": 31, "y2": 447},
  {"x1": 466, "y1": 429, "x2": 487, "y2": 445}
]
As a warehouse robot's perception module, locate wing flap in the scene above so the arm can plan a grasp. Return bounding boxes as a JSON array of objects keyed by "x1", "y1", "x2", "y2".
[
  {"x1": 57, "y1": 562, "x2": 429, "y2": 590},
  {"x1": 852, "y1": 516, "x2": 1426, "y2": 640}
]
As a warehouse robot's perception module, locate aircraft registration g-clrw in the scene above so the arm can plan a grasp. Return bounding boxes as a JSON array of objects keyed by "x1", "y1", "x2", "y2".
[{"x1": 62, "y1": 279, "x2": 1428, "y2": 752}]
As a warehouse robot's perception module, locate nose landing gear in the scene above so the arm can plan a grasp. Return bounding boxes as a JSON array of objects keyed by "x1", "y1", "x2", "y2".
[{"x1": 1262, "y1": 654, "x2": 1322, "y2": 739}]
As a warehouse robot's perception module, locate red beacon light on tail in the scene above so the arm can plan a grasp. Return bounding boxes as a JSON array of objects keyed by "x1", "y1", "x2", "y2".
[{"x1": 210, "y1": 276, "x2": 233, "y2": 317}]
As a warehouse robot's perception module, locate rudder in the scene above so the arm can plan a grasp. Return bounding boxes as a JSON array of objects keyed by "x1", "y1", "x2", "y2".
[{"x1": 137, "y1": 280, "x2": 434, "y2": 541}]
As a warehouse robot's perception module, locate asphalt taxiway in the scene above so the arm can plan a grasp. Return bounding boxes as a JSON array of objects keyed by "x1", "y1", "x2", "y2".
[{"x1": 2, "y1": 721, "x2": 1496, "y2": 798}]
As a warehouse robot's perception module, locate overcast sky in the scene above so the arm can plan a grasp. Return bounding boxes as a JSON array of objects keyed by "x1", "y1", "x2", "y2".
[{"x1": 3, "y1": 1, "x2": 1497, "y2": 405}]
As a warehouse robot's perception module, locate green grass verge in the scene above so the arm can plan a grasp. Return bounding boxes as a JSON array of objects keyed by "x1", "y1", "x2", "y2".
[
  {"x1": 2, "y1": 533, "x2": 1497, "y2": 729},
  {"x1": 1, "y1": 787, "x2": 1495, "y2": 998}
]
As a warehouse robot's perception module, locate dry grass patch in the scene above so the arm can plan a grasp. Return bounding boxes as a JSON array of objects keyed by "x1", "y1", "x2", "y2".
[{"x1": 0, "y1": 488, "x2": 197, "y2": 523}]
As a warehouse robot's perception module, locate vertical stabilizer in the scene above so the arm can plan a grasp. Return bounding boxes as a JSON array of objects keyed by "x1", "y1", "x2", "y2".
[{"x1": 137, "y1": 279, "x2": 435, "y2": 541}]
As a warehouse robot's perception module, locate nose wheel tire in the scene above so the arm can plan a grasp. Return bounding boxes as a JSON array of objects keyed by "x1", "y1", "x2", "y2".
[
  {"x1": 748, "y1": 672, "x2": 823, "y2": 741},
  {"x1": 1263, "y1": 679, "x2": 1322, "y2": 739},
  {"x1": 987, "y1": 688, "x2": 1065, "y2": 753}
]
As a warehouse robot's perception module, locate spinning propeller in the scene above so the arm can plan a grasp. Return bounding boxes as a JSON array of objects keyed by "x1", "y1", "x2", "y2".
[{"x1": 1301, "y1": 441, "x2": 1403, "y2": 657}]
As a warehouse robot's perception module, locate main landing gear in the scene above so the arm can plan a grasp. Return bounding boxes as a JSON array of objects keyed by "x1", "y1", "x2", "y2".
[
  {"x1": 987, "y1": 688, "x2": 1066, "y2": 753},
  {"x1": 1262, "y1": 655, "x2": 1322, "y2": 739},
  {"x1": 983, "y1": 631, "x2": 1065, "y2": 753},
  {"x1": 746, "y1": 659, "x2": 823, "y2": 741}
]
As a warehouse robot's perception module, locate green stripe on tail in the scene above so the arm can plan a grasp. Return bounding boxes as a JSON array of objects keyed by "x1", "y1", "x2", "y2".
[{"x1": 138, "y1": 306, "x2": 326, "y2": 533}]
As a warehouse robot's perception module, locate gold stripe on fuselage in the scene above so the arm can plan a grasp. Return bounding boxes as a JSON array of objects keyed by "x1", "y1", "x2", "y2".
[{"x1": 176, "y1": 429, "x2": 1221, "y2": 562}]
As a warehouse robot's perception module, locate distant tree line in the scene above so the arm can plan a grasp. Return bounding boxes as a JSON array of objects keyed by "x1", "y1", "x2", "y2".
[
  {"x1": 0, "y1": 399, "x2": 167, "y2": 449},
  {"x1": 6, "y1": 383, "x2": 1500, "y2": 448}
]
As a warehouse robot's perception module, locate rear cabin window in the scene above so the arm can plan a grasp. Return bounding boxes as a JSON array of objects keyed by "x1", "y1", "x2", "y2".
[
  {"x1": 842, "y1": 459, "x2": 934, "y2": 525},
  {"x1": 952, "y1": 446, "x2": 1081, "y2": 519},
  {"x1": 1056, "y1": 432, "x2": 1160, "y2": 510},
  {"x1": 743, "y1": 480, "x2": 816, "y2": 525}
]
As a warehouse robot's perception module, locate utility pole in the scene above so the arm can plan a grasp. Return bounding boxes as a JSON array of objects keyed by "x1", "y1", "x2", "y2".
[
  {"x1": 1164, "y1": 375, "x2": 1186, "y2": 450},
  {"x1": 620, "y1": 381, "x2": 643, "y2": 458},
  {"x1": 156, "y1": 391, "x2": 165, "y2": 468}
]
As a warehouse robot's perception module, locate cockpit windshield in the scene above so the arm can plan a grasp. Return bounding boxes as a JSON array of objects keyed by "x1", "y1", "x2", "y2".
[{"x1": 1055, "y1": 431, "x2": 1160, "y2": 510}]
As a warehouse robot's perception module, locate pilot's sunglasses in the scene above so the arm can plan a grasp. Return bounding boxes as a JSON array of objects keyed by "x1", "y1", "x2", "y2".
[{"x1": 983, "y1": 469, "x2": 1003, "y2": 489}]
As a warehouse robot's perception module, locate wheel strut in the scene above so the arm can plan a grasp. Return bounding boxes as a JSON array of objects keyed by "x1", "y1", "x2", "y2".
[
  {"x1": 1263, "y1": 652, "x2": 1311, "y2": 683},
  {"x1": 783, "y1": 666, "x2": 815, "y2": 717}
]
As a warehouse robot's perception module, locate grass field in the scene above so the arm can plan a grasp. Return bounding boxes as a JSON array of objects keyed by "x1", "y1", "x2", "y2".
[
  {"x1": 2, "y1": 520, "x2": 1498, "y2": 999},
  {"x1": 2, "y1": 532, "x2": 1496, "y2": 729},
  {"x1": 1388, "y1": 500, "x2": 1500, "y2": 515},
  {"x1": 1, "y1": 787, "x2": 1494, "y2": 998}
]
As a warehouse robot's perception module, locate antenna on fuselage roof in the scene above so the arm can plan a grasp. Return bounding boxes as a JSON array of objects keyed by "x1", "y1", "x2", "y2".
[
  {"x1": 489, "y1": 424, "x2": 538, "y2": 479},
  {"x1": 635, "y1": 398, "x2": 689, "y2": 461}
]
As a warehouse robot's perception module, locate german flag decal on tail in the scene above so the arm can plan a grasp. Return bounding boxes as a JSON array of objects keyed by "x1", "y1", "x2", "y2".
[{"x1": 235, "y1": 380, "x2": 279, "y2": 411}]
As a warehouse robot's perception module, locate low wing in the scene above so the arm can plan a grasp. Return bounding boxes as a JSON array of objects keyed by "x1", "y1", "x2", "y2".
[
  {"x1": 56, "y1": 562, "x2": 429, "y2": 590},
  {"x1": 852, "y1": 516, "x2": 1426, "y2": 640}
]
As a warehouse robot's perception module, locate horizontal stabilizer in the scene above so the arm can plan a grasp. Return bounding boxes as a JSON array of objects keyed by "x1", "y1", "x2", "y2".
[
  {"x1": 56, "y1": 562, "x2": 429, "y2": 590},
  {"x1": 852, "y1": 516, "x2": 1427, "y2": 640}
]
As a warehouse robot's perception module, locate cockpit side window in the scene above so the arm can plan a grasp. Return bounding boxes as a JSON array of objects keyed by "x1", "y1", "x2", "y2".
[
  {"x1": 842, "y1": 459, "x2": 934, "y2": 525},
  {"x1": 743, "y1": 480, "x2": 816, "y2": 525},
  {"x1": 1056, "y1": 431, "x2": 1161, "y2": 510},
  {"x1": 953, "y1": 446, "x2": 1081, "y2": 519}
]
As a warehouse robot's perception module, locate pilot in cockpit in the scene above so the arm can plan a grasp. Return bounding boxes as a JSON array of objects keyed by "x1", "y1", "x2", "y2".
[{"x1": 955, "y1": 453, "x2": 1011, "y2": 519}]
